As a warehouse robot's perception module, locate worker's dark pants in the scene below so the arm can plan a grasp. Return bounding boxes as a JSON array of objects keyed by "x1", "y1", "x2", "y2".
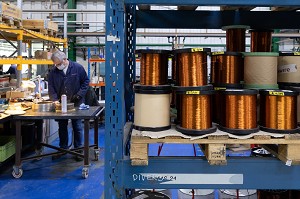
[{"x1": 57, "y1": 119, "x2": 83, "y2": 149}]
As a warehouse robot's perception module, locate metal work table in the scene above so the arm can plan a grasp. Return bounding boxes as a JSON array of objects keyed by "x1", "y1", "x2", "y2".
[{"x1": 11, "y1": 106, "x2": 104, "y2": 179}]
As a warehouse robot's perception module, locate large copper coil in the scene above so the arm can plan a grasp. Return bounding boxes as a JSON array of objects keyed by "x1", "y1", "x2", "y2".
[
  {"x1": 181, "y1": 95, "x2": 212, "y2": 130},
  {"x1": 250, "y1": 29, "x2": 273, "y2": 52},
  {"x1": 212, "y1": 85, "x2": 244, "y2": 124},
  {"x1": 210, "y1": 52, "x2": 243, "y2": 85},
  {"x1": 175, "y1": 48, "x2": 210, "y2": 87},
  {"x1": 219, "y1": 89, "x2": 258, "y2": 134},
  {"x1": 137, "y1": 50, "x2": 169, "y2": 85},
  {"x1": 260, "y1": 90, "x2": 298, "y2": 132},
  {"x1": 170, "y1": 54, "x2": 177, "y2": 108},
  {"x1": 223, "y1": 26, "x2": 249, "y2": 52}
]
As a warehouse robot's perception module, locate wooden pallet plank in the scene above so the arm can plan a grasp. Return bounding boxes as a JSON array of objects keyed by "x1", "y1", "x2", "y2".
[
  {"x1": 22, "y1": 19, "x2": 58, "y2": 32},
  {"x1": 130, "y1": 136, "x2": 300, "y2": 145},
  {"x1": 204, "y1": 144, "x2": 227, "y2": 165},
  {"x1": 130, "y1": 143, "x2": 148, "y2": 166},
  {"x1": 262, "y1": 144, "x2": 300, "y2": 165}
]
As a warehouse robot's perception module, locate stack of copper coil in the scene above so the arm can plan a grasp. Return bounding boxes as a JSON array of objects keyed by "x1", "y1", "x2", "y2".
[
  {"x1": 210, "y1": 26, "x2": 250, "y2": 124},
  {"x1": 173, "y1": 48, "x2": 216, "y2": 136},
  {"x1": 133, "y1": 50, "x2": 172, "y2": 132}
]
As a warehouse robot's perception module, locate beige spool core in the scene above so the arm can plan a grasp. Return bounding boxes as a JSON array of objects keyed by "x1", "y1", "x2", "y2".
[
  {"x1": 244, "y1": 52, "x2": 278, "y2": 88},
  {"x1": 278, "y1": 55, "x2": 300, "y2": 83},
  {"x1": 134, "y1": 93, "x2": 170, "y2": 129}
]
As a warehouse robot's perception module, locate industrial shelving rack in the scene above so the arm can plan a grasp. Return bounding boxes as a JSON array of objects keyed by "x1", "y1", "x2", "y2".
[
  {"x1": 0, "y1": 23, "x2": 67, "y2": 87},
  {"x1": 105, "y1": 1, "x2": 300, "y2": 198}
]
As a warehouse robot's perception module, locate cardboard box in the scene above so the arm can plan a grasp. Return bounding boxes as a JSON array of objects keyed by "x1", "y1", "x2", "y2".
[
  {"x1": 35, "y1": 50, "x2": 52, "y2": 59},
  {"x1": 6, "y1": 91, "x2": 31, "y2": 98},
  {"x1": 0, "y1": 2, "x2": 22, "y2": 20},
  {"x1": 22, "y1": 19, "x2": 58, "y2": 32}
]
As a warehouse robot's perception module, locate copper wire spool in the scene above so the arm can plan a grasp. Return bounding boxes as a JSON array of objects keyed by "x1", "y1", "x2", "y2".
[
  {"x1": 212, "y1": 85, "x2": 244, "y2": 124},
  {"x1": 181, "y1": 95, "x2": 212, "y2": 130},
  {"x1": 223, "y1": 26, "x2": 249, "y2": 52},
  {"x1": 175, "y1": 48, "x2": 211, "y2": 87},
  {"x1": 250, "y1": 29, "x2": 273, "y2": 52},
  {"x1": 211, "y1": 52, "x2": 243, "y2": 86},
  {"x1": 174, "y1": 87, "x2": 216, "y2": 136},
  {"x1": 259, "y1": 90, "x2": 298, "y2": 133},
  {"x1": 137, "y1": 50, "x2": 169, "y2": 85},
  {"x1": 219, "y1": 89, "x2": 258, "y2": 135}
]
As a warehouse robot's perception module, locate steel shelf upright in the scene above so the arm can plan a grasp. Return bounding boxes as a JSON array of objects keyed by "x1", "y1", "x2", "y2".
[{"x1": 105, "y1": 1, "x2": 300, "y2": 198}]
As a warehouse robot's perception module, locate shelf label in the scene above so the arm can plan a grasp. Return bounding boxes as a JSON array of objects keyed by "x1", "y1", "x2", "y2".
[
  {"x1": 186, "y1": 91, "x2": 200, "y2": 95},
  {"x1": 269, "y1": 91, "x2": 285, "y2": 96},
  {"x1": 132, "y1": 173, "x2": 243, "y2": 184},
  {"x1": 191, "y1": 48, "x2": 204, "y2": 52},
  {"x1": 278, "y1": 64, "x2": 297, "y2": 73}
]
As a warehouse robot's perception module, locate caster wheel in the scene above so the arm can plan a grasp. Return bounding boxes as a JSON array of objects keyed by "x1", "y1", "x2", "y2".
[
  {"x1": 35, "y1": 149, "x2": 43, "y2": 161},
  {"x1": 12, "y1": 168, "x2": 23, "y2": 179},
  {"x1": 94, "y1": 151, "x2": 99, "y2": 161},
  {"x1": 82, "y1": 168, "x2": 89, "y2": 179}
]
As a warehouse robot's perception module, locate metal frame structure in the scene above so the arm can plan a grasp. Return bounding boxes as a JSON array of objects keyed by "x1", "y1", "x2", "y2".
[
  {"x1": 0, "y1": 23, "x2": 67, "y2": 87},
  {"x1": 105, "y1": 1, "x2": 300, "y2": 198}
]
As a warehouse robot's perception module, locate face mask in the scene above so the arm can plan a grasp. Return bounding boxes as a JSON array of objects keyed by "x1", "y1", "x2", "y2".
[{"x1": 56, "y1": 63, "x2": 66, "y2": 70}]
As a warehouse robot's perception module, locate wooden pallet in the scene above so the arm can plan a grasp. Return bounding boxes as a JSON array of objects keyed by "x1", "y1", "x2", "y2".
[
  {"x1": 130, "y1": 131, "x2": 300, "y2": 166},
  {"x1": 0, "y1": 15, "x2": 22, "y2": 28},
  {"x1": 27, "y1": 28, "x2": 57, "y2": 37},
  {"x1": 22, "y1": 19, "x2": 58, "y2": 37}
]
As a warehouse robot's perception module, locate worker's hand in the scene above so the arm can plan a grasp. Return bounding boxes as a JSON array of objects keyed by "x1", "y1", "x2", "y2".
[
  {"x1": 71, "y1": 94, "x2": 82, "y2": 103},
  {"x1": 54, "y1": 101, "x2": 60, "y2": 105}
]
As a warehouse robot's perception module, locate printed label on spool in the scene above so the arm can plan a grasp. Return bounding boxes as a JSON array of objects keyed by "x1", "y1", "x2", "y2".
[
  {"x1": 212, "y1": 51, "x2": 225, "y2": 55},
  {"x1": 294, "y1": 52, "x2": 300, "y2": 55},
  {"x1": 214, "y1": 87, "x2": 226, "y2": 90},
  {"x1": 191, "y1": 48, "x2": 204, "y2": 52},
  {"x1": 269, "y1": 91, "x2": 285, "y2": 96},
  {"x1": 278, "y1": 64, "x2": 297, "y2": 73},
  {"x1": 186, "y1": 91, "x2": 200, "y2": 94}
]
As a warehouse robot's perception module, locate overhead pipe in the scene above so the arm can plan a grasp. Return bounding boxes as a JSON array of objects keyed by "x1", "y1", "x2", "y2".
[
  {"x1": 22, "y1": 9, "x2": 105, "y2": 13},
  {"x1": 57, "y1": 31, "x2": 300, "y2": 38}
]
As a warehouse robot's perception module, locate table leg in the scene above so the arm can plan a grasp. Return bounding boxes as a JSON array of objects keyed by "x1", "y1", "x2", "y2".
[
  {"x1": 84, "y1": 119, "x2": 89, "y2": 166},
  {"x1": 94, "y1": 117, "x2": 99, "y2": 148},
  {"x1": 12, "y1": 120, "x2": 23, "y2": 178},
  {"x1": 82, "y1": 119, "x2": 90, "y2": 179},
  {"x1": 93, "y1": 117, "x2": 99, "y2": 160}
]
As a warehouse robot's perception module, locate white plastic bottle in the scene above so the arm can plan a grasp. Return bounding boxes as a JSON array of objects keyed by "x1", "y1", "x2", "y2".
[{"x1": 61, "y1": 94, "x2": 67, "y2": 113}]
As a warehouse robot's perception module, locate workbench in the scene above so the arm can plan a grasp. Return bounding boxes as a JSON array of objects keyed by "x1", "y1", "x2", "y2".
[{"x1": 11, "y1": 106, "x2": 104, "y2": 179}]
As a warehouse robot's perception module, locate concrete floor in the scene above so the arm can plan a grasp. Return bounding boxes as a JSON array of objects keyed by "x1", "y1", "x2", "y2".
[
  {"x1": 0, "y1": 126, "x2": 105, "y2": 199},
  {"x1": 0, "y1": 125, "x2": 258, "y2": 199}
]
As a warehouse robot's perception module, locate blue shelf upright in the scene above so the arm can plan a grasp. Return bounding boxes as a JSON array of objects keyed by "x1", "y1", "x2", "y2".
[{"x1": 105, "y1": 1, "x2": 300, "y2": 198}]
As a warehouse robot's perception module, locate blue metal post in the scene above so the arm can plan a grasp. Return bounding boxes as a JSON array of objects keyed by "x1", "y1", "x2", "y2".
[
  {"x1": 87, "y1": 47, "x2": 91, "y2": 79},
  {"x1": 125, "y1": 5, "x2": 136, "y2": 123},
  {"x1": 105, "y1": 0, "x2": 126, "y2": 198}
]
